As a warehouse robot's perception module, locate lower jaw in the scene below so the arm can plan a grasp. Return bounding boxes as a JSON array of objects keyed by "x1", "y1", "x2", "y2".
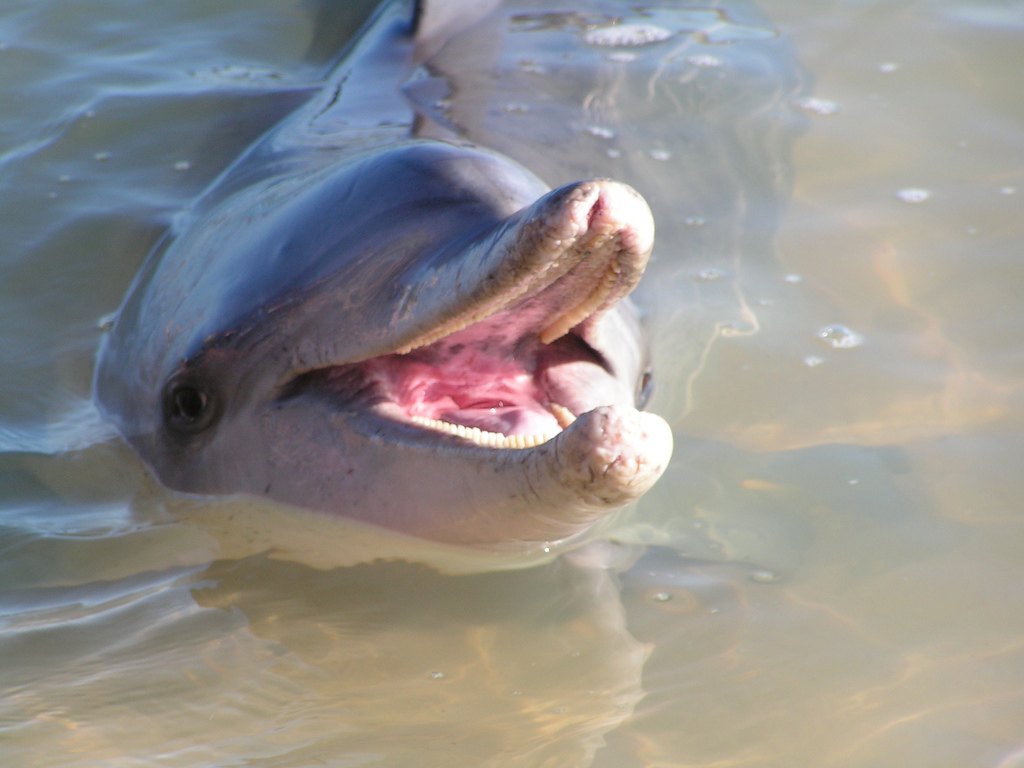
[{"x1": 273, "y1": 398, "x2": 672, "y2": 543}]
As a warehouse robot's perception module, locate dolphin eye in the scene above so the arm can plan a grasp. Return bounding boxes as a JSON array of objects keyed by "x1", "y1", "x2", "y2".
[
  {"x1": 171, "y1": 386, "x2": 206, "y2": 421},
  {"x1": 164, "y1": 381, "x2": 217, "y2": 434}
]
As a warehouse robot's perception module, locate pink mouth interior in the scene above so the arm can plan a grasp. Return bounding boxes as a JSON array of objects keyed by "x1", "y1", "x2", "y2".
[
  {"x1": 305, "y1": 307, "x2": 615, "y2": 439},
  {"x1": 363, "y1": 326, "x2": 564, "y2": 437}
]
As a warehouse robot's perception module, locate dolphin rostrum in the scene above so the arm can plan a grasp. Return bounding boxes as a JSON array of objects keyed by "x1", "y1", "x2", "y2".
[{"x1": 95, "y1": 0, "x2": 673, "y2": 546}]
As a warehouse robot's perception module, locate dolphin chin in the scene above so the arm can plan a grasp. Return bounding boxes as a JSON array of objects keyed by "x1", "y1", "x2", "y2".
[{"x1": 95, "y1": 2, "x2": 673, "y2": 547}]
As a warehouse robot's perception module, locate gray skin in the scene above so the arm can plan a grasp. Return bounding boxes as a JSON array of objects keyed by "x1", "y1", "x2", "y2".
[{"x1": 95, "y1": 0, "x2": 673, "y2": 546}]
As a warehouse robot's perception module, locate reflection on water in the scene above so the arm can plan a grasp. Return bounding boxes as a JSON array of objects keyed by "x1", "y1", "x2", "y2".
[
  {"x1": 3, "y1": 541, "x2": 645, "y2": 767},
  {"x1": 2, "y1": 0, "x2": 1024, "y2": 766}
]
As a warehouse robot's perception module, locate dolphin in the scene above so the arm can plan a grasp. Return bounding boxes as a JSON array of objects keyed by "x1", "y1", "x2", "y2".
[{"x1": 94, "y1": 0, "x2": 673, "y2": 546}]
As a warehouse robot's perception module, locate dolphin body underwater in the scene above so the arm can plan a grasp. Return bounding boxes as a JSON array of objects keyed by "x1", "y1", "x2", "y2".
[{"x1": 95, "y1": 0, "x2": 675, "y2": 546}]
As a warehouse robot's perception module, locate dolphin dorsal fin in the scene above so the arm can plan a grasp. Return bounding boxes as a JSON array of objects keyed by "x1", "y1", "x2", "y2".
[{"x1": 413, "y1": 0, "x2": 501, "y2": 60}]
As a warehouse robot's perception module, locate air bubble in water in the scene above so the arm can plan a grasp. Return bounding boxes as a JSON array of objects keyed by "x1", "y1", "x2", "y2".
[
  {"x1": 688, "y1": 54, "x2": 722, "y2": 68},
  {"x1": 649, "y1": 148, "x2": 671, "y2": 161},
  {"x1": 804, "y1": 355, "x2": 825, "y2": 368},
  {"x1": 695, "y1": 268, "x2": 727, "y2": 281},
  {"x1": 795, "y1": 97, "x2": 839, "y2": 116},
  {"x1": 585, "y1": 125, "x2": 615, "y2": 139},
  {"x1": 584, "y1": 24, "x2": 672, "y2": 47},
  {"x1": 816, "y1": 325, "x2": 864, "y2": 349},
  {"x1": 897, "y1": 188, "x2": 931, "y2": 203}
]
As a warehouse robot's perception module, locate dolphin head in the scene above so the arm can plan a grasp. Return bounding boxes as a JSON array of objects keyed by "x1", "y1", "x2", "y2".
[{"x1": 96, "y1": 141, "x2": 672, "y2": 545}]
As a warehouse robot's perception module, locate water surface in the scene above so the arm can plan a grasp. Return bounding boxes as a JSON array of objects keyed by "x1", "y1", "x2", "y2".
[{"x1": 2, "y1": 1, "x2": 1024, "y2": 766}]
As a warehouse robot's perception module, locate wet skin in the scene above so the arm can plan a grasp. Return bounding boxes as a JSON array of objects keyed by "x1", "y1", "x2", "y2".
[{"x1": 94, "y1": 0, "x2": 673, "y2": 545}]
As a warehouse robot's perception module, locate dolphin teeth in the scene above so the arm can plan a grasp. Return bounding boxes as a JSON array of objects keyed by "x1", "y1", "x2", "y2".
[
  {"x1": 539, "y1": 261, "x2": 622, "y2": 344},
  {"x1": 409, "y1": 415, "x2": 555, "y2": 450},
  {"x1": 548, "y1": 402, "x2": 577, "y2": 429}
]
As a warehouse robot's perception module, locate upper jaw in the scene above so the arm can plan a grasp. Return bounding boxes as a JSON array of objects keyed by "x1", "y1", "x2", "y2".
[{"x1": 354, "y1": 177, "x2": 654, "y2": 361}]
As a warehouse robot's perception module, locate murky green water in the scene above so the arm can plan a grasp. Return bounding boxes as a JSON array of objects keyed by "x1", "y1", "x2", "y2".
[{"x1": 2, "y1": 1, "x2": 1024, "y2": 766}]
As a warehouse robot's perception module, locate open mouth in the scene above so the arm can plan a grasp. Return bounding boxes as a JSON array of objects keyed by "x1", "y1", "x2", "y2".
[
  {"x1": 298, "y1": 315, "x2": 622, "y2": 449},
  {"x1": 284, "y1": 179, "x2": 654, "y2": 451}
]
